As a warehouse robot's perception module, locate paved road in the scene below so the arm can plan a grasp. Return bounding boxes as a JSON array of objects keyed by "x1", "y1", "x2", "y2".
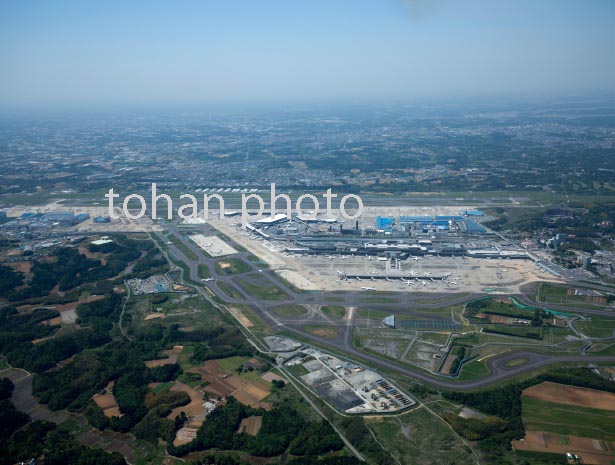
[{"x1": 155, "y1": 222, "x2": 615, "y2": 391}]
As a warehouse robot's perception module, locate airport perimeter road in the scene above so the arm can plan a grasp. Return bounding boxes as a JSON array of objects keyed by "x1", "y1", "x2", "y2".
[{"x1": 153, "y1": 223, "x2": 615, "y2": 391}]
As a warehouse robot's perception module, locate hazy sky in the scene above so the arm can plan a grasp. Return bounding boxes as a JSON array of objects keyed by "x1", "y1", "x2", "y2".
[{"x1": 0, "y1": 0, "x2": 613, "y2": 106}]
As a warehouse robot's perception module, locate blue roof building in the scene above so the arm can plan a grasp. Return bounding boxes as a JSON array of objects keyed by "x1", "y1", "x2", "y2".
[{"x1": 376, "y1": 216, "x2": 395, "y2": 230}]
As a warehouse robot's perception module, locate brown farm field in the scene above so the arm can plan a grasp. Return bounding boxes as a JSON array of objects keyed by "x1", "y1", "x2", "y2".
[
  {"x1": 237, "y1": 416, "x2": 263, "y2": 436},
  {"x1": 166, "y1": 382, "x2": 206, "y2": 423},
  {"x1": 232, "y1": 378, "x2": 272, "y2": 409},
  {"x1": 522, "y1": 381, "x2": 615, "y2": 410},
  {"x1": 188, "y1": 359, "x2": 246, "y2": 397},
  {"x1": 92, "y1": 381, "x2": 122, "y2": 418},
  {"x1": 513, "y1": 431, "x2": 615, "y2": 465}
]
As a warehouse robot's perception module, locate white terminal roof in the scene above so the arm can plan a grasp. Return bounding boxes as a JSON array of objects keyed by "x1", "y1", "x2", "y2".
[{"x1": 254, "y1": 213, "x2": 287, "y2": 224}]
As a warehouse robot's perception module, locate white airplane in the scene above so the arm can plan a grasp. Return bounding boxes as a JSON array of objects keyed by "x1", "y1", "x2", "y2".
[
  {"x1": 326, "y1": 255, "x2": 335, "y2": 260},
  {"x1": 423, "y1": 271, "x2": 431, "y2": 276},
  {"x1": 411, "y1": 256, "x2": 422, "y2": 261},
  {"x1": 361, "y1": 286, "x2": 376, "y2": 291},
  {"x1": 402, "y1": 279, "x2": 413, "y2": 285},
  {"x1": 201, "y1": 278, "x2": 214, "y2": 282},
  {"x1": 448, "y1": 281, "x2": 457, "y2": 285}
]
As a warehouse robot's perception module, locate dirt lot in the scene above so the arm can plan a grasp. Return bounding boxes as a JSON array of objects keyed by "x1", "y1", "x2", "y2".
[
  {"x1": 173, "y1": 425, "x2": 199, "y2": 446},
  {"x1": 522, "y1": 382, "x2": 615, "y2": 410},
  {"x1": 144, "y1": 312, "x2": 166, "y2": 321},
  {"x1": 439, "y1": 352, "x2": 457, "y2": 375},
  {"x1": 307, "y1": 326, "x2": 338, "y2": 338},
  {"x1": 261, "y1": 372, "x2": 287, "y2": 383},
  {"x1": 237, "y1": 416, "x2": 263, "y2": 436},
  {"x1": 476, "y1": 313, "x2": 516, "y2": 324},
  {"x1": 513, "y1": 431, "x2": 615, "y2": 465},
  {"x1": 228, "y1": 306, "x2": 254, "y2": 328}
]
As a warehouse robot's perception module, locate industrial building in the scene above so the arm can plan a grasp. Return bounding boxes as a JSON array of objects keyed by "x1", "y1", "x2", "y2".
[
  {"x1": 75, "y1": 212, "x2": 90, "y2": 223},
  {"x1": 41, "y1": 211, "x2": 75, "y2": 226}
]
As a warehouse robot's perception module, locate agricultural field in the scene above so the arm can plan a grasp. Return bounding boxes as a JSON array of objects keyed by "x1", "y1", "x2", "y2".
[
  {"x1": 513, "y1": 383, "x2": 615, "y2": 465},
  {"x1": 521, "y1": 397, "x2": 615, "y2": 441}
]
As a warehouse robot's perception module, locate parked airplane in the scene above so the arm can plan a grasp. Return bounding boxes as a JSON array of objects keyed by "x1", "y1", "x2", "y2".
[
  {"x1": 411, "y1": 256, "x2": 422, "y2": 261},
  {"x1": 361, "y1": 286, "x2": 376, "y2": 291}
]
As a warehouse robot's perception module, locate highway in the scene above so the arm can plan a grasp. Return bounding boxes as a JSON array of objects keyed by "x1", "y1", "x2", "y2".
[{"x1": 154, "y1": 221, "x2": 615, "y2": 391}]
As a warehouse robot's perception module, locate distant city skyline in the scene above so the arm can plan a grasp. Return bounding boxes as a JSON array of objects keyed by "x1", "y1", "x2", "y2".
[{"x1": 0, "y1": 0, "x2": 614, "y2": 108}]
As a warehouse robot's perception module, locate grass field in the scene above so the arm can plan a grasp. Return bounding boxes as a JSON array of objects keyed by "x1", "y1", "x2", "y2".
[
  {"x1": 365, "y1": 408, "x2": 477, "y2": 465},
  {"x1": 521, "y1": 397, "x2": 615, "y2": 441},
  {"x1": 237, "y1": 278, "x2": 289, "y2": 301},
  {"x1": 575, "y1": 317, "x2": 615, "y2": 338},
  {"x1": 215, "y1": 257, "x2": 251, "y2": 275},
  {"x1": 357, "y1": 308, "x2": 394, "y2": 320},
  {"x1": 215, "y1": 355, "x2": 263, "y2": 381},
  {"x1": 457, "y1": 359, "x2": 490, "y2": 381},
  {"x1": 246, "y1": 254, "x2": 268, "y2": 267},
  {"x1": 197, "y1": 264, "x2": 210, "y2": 279},
  {"x1": 272, "y1": 304, "x2": 308, "y2": 317},
  {"x1": 153, "y1": 381, "x2": 174, "y2": 393},
  {"x1": 217, "y1": 281, "x2": 243, "y2": 300},
  {"x1": 537, "y1": 283, "x2": 608, "y2": 309},
  {"x1": 483, "y1": 325, "x2": 542, "y2": 340},
  {"x1": 302, "y1": 325, "x2": 339, "y2": 339},
  {"x1": 321, "y1": 305, "x2": 346, "y2": 319}
]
